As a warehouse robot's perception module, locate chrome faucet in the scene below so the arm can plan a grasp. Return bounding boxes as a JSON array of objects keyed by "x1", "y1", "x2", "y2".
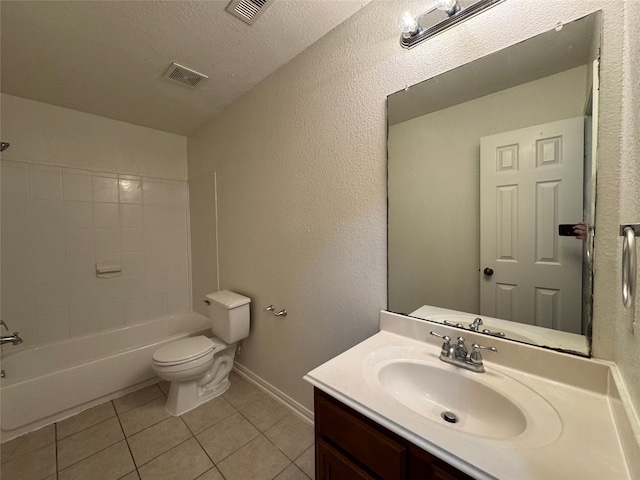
[
  {"x1": 469, "y1": 317, "x2": 483, "y2": 331},
  {"x1": 0, "y1": 332, "x2": 23, "y2": 346},
  {"x1": 430, "y1": 332, "x2": 496, "y2": 373}
]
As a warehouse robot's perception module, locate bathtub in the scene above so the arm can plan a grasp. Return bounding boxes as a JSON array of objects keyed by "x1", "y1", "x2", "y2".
[{"x1": 0, "y1": 312, "x2": 210, "y2": 442}]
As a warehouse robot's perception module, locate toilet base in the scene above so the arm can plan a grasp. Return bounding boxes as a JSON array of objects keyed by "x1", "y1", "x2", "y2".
[{"x1": 162, "y1": 345, "x2": 236, "y2": 416}]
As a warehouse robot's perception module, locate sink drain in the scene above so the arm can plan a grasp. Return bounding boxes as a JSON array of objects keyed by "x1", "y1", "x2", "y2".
[{"x1": 441, "y1": 411, "x2": 458, "y2": 424}]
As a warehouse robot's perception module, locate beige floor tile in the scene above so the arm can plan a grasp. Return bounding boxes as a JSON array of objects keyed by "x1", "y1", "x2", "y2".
[
  {"x1": 57, "y1": 402, "x2": 116, "y2": 439},
  {"x1": 228, "y1": 370, "x2": 244, "y2": 384},
  {"x1": 113, "y1": 384, "x2": 164, "y2": 414},
  {"x1": 223, "y1": 379, "x2": 266, "y2": 409},
  {"x1": 138, "y1": 438, "x2": 213, "y2": 480},
  {"x1": 196, "y1": 412, "x2": 259, "y2": 464},
  {"x1": 120, "y1": 471, "x2": 141, "y2": 480},
  {"x1": 217, "y1": 435, "x2": 290, "y2": 480},
  {"x1": 294, "y1": 446, "x2": 315, "y2": 480},
  {"x1": 195, "y1": 467, "x2": 224, "y2": 480},
  {"x1": 127, "y1": 416, "x2": 192, "y2": 467},
  {"x1": 0, "y1": 425, "x2": 55, "y2": 464},
  {"x1": 265, "y1": 415, "x2": 314, "y2": 461},
  {"x1": 0, "y1": 443, "x2": 56, "y2": 480},
  {"x1": 158, "y1": 380, "x2": 170, "y2": 395},
  {"x1": 274, "y1": 463, "x2": 310, "y2": 480},
  {"x1": 240, "y1": 395, "x2": 290, "y2": 432},
  {"x1": 119, "y1": 396, "x2": 171, "y2": 437},
  {"x1": 58, "y1": 440, "x2": 135, "y2": 480},
  {"x1": 57, "y1": 416, "x2": 124, "y2": 470},
  {"x1": 181, "y1": 396, "x2": 237, "y2": 434}
]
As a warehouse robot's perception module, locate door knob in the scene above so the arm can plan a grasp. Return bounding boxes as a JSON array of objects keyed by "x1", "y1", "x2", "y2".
[{"x1": 483, "y1": 267, "x2": 494, "y2": 277}]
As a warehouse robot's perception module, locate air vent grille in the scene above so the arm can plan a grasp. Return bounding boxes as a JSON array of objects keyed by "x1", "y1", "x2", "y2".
[
  {"x1": 163, "y1": 63, "x2": 208, "y2": 88},
  {"x1": 226, "y1": 0, "x2": 275, "y2": 25}
]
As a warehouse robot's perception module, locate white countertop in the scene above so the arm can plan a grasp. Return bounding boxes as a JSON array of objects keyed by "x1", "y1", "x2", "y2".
[{"x1": 305, "y1": 311, "x2": 636, "y2": 479}]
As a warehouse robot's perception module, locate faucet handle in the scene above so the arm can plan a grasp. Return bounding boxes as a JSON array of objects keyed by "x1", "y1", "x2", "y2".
[
  {"x1": 443, "y1": 320, "x2": 464, "y2": 328},
  {"x1": 429, "y1": 331, "x2": 452, "y2": 357},
  {"x1": 469, "y1": 317, "x2": 483, "y2": 331},
  {"x1": 454, "y1": 336, "x2": 468, "y2": 359},
  {"x1": 469, "y1": 343, "x2": 497, "y2": 365}
]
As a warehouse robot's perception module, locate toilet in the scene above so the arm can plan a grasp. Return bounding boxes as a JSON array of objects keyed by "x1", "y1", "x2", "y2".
[{"x1": 152, "y1": 290, "x2": 251, "y2": 416}]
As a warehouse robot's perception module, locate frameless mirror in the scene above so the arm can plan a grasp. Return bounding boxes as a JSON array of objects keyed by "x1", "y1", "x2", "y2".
[{"x1": 387, "y1": 12, "x2": 602, "y2": 356}]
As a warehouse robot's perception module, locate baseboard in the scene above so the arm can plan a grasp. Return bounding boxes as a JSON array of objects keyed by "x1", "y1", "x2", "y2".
[{"x1": 233, "y1": 363, "x2": 314, "y2": 425}]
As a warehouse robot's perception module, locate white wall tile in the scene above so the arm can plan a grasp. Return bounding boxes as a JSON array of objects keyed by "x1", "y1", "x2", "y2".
[
  {"x1": 34, "y1": 255, "x2": 67, "y2": 287},
  {"x1": 164, "y1": 182, "x2": 188, "y2": 206},
  {"x1": 120, "y1": 204, "x2": 143, "y2": 227},
  {"x1": 147, "y1": 295, "x2": 167, "y2": 320},
  {"x1": 63, "y1": 173, "x2": 93, "y2": 201},
  {"x1": 166, "y1": 269, "x2": 188, "y2": 294},
  {"x1": 64, "y1": 201, "x2": 94, "y2": 228},
  {"x1": 66, "y1": 255, "x2": 96, "y2": 283},
  {"x1": 28, "y1": 165, "x2": 62, "y2": 200},
  {"x1": 121, "y1": 228, "x2": 144, "y2": 253},
  {"x1": 68, "y1": 281, "x2": 97, "y2": 311},
  {"x1": 144, "y1": 251, "x2": 166, "y2": 274},
  {"x1": 167, "y1": 292, "x2": 190, "y2": 315},
  {"x1": 2, "y1": 197, "x2": 30, "y2": 230},
  {"x1": 146, "y1": 273, "x2": 167, "y2": 297},
  {"x1": 119, "y1": 178, "x2": 142, "y2": 204},
  {"x1": 142, "y1": 180, "x2": 164, "y2": 205},
  {"x1": 165, "y1": 206, "x2": 187, "y2": 228},
  {"x1": 121, "y1": 275, "x2": 146, "y2": 301},
  {"x1": 97, "y1": 303, "x2": 124, "y2": 331},
  {"x1": 69, "y1": 308, "x2": 99, "y2": 336},
  {"x1": 94, "y1": 203, "x2": 120, "y2": 228},
  {"x1": 1, "y1": 256, "x2": 34, "y2": 291},
  {"x1": 142, "y1": 205, "x2": 166, "y2": 228},
  {"x1": 95, "y1": 228, "x2": 121, "y2": 254},
  {"x1": 1, "y1": 288, "x2": 36, "y2": 319},
  {"x1": 35, "y1": 311, "x2": 70, "y2": 345},
  {"x1": 124, "y1": 298, "x2": 147, "y2": 325},
  {"x1": 96, "y1": 277, "x2": 123, "y2": 306},
  {"x1": 144, "y1": 228, "x2": 167, "y2": 252},
  {"x1": 121, "y1": 252, "x2": 146, "y2": 276},
  {"x1": 30, "y1": 199, "x2": 64, "y2": 229},
  {"x1": 65, "y1": 228, "x2": 95, "y2": 255},
  {"x1": 165, "y1": 250, "x2": 189, "y2": 272},
  {"x1": 35, "y1": 284, "x2": 68, "y2": 315},
  {"x1": 92, "y1": 176, "x2": 119, "y2": 203},
  {"x1": 165, "y1": 228, "x2": 188, "y2": 250},
  {"x1": 32, "y1": 228, "x2": 66, "y2": 258},
  {"x1": 1, "y1": 228, "x2": 32, "y2": 258},
  {"x1": 1, "y1": 162, "x2": 29, "y2": 198}
]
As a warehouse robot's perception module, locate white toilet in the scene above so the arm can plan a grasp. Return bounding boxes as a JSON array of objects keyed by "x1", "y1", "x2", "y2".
[{"x1": 152, "y1": 290, "x2": 251, "y2": 416}]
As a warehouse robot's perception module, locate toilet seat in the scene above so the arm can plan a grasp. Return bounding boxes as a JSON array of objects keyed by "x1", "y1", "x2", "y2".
[{"x1": 153, "y1": 336, "x2": 225, "y2": 366}]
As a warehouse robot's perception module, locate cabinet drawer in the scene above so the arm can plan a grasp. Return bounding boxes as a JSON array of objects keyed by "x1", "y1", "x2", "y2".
[{"x1": 315, "y1": 390, "x2": 407, "y2": 480}]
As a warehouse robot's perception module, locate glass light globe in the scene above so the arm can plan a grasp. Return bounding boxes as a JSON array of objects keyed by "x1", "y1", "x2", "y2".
[
  {"x1": 397, "y1": 11, "x2": 419, "y2": 36},
  {"x1": 435, "y1": 0, "x2": 460, "y2": 15}
]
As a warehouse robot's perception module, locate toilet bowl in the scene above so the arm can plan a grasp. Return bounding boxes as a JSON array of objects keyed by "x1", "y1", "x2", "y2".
[{"x1": 151, "y1": 290, "x2": 251, "y2": 416}]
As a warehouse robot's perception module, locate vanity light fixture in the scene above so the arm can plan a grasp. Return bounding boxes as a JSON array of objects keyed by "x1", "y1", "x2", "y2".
[{"x1": 398, "y1": 0, "x2": 504, "y2": 49}]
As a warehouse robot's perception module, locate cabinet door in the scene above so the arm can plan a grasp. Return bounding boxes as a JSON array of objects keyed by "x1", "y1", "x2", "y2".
[{"x1": 317, "y1": 438, "x2": 376, "y2": 480}]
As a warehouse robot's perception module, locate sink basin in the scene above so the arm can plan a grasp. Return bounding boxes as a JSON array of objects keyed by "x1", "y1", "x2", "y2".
[{"x1": 364, "y1": 346, "x2": 562, "y2": 448}]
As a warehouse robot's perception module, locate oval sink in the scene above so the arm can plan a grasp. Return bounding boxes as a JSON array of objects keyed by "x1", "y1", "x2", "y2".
[
  {"x1": 363, "y1": 346, "x2": 562, "y2": 448},
  {"x1": 379, "y1": 361, "x2": 526, "y2": 439}
]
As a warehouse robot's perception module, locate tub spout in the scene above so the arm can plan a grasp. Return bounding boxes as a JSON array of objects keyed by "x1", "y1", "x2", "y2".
[{"x1": 0, "y1": 332, "x2": 23, "y2": 346}]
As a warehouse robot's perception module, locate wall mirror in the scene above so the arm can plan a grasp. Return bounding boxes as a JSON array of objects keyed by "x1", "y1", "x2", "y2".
[{"x1": 387, "y1": 12, "x2": 602, "y2": 356}]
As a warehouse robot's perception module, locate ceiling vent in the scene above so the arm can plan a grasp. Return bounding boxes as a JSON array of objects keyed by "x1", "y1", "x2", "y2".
[
  {"x1": 226, "y1": 0, "x2": 275, "y2": 25},
  {"x1": 163, "y1": 63, "x2": 208, "y2": 88}
]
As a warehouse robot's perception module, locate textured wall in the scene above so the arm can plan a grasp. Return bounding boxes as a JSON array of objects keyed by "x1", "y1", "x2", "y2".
[
  {"x1": 188, "y1": 0, "x2": 637, "y2": 412},
  {"x1": 1, "y1": 94, "x2": 187, "y2": 180}
]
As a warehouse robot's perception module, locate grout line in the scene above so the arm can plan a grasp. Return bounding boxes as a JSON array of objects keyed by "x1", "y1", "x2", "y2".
[{"x1": 113, "y1": 400, "x2": 140, "y2": 479}]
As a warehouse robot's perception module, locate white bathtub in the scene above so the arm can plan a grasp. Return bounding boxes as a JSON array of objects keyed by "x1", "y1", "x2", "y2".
[{"x1": 0, "y1": 312, "x2": 210, "y2": 442}]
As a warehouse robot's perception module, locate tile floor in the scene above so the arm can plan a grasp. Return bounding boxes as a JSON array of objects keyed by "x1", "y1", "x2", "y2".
[{"x1": 0, "y1": 372, "x2": 315, "y2": 480}]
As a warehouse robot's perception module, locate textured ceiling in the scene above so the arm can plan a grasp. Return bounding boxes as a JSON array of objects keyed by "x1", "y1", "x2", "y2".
[{"x1": 1, "y1": 0, "x2": 369, "y2": 135}]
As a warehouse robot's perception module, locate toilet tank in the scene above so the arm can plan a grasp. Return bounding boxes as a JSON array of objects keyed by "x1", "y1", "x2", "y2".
[{"x1": 204, "y1": 290, "x2": 251, "y2": 344}]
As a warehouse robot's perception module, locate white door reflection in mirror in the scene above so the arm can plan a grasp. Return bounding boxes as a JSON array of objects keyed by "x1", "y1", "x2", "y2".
[{"x1": 480, "y1": 118, "x2": 584, "y2": 333}]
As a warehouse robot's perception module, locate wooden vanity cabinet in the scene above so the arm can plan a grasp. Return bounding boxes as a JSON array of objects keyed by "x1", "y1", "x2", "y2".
[{"x1": 314, "y1": 388, "x2": 473, "y2": 480}]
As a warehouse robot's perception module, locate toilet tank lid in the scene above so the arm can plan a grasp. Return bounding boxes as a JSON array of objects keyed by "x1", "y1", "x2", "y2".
[{"x1": 205, "y1": 290, "x2": 251, "y2": 309}]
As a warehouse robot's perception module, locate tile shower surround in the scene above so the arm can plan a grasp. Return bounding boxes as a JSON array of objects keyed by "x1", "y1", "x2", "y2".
[
  {"x1": 0, "y1": 373, "x2": 315, "y2": 480},
  {"x1": 0, "y1": 161, "x2": 191, "y2": 347}
]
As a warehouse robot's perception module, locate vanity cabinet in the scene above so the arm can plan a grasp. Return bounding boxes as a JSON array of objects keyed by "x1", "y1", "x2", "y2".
[{"x1": 314, "y1": 388, "x2": 472, "y2": 480}]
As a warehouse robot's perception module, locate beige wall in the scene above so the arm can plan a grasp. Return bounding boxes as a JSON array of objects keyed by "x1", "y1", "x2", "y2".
[
  {"x1": 188, "y1": 0, "x2": 639, "y2": 413},
  {"x1": 1, "y1": 94, "x2": 187, "y2": 180},
  {"x1": 388, "y1": 66, "x2": 587, "y2": 315}
]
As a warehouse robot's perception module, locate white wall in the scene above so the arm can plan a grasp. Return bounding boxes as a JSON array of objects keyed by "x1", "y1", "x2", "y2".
[
  {"x1": 188, "y1": 0, "x2": 639, "y2": 414},
  {"x1": 1, "y1": 97, "x2": 190, "y2": 347},
  {"x1": 388, "y1": 66, "x2": 587, "y2": 315}
]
